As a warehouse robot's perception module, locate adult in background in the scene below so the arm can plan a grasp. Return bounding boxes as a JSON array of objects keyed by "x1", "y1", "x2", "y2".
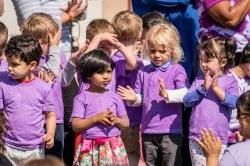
[
  {"x1": 11, "y1": 0, "x2": 87, "y2": 59},
  {"x1": 196, "y1": 0, "x2": 250, "y2": 66}
]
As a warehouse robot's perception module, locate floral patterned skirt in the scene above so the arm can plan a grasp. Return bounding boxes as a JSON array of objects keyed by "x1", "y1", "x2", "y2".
[{"x1": 73, "y1": 136, "x2": 128, "y2": 166}]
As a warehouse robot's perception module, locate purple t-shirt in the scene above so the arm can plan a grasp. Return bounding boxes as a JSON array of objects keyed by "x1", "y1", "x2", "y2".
[
  {"x1": 196, "y1": 0, "x2": 250, "y2": 52},
  {"x1": 71, "y1": 90, "x2": 127, "y2": 139},
  {"x1": 188, "y1": 74, "x2": 239, "y2": 144},
  {"x1": 37, "y1": 54, "x2": 67, "y2": 123},
  {"x1": 134, "y1": 63, "x2": 188, "y2": 134},
  {"x1": 112, "y1": 51, "x2": 144, "y2": 126},
  {"x1": 0, "y1": 73, "x2": 55, "y2": 150}
]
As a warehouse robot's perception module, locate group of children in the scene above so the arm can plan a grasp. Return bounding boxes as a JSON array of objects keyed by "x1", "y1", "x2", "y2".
[{"x1": 0, "y1": 8, "x2": 249, "y2": 166}]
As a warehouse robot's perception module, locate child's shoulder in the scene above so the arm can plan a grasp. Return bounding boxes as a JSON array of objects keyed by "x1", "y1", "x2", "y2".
[{"x1": 222, "y1": 72, "x2": 238, "y2": 83}]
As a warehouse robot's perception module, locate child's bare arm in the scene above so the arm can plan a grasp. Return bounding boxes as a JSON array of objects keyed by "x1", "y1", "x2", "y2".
[
  {"x1": 71, "y1": 110, "x2": 114, "y2": 133},
  {"x1": 116, "y1": 42, "x2": 137, "y2": 70},
  {"x1": 44, "y1": 111, "x2": 56, "y2": 149},
  {"x1": 212, "y1": 74, "x2": 225, "y2": 101},
  {"x1": 85, "y1": 33, "x2": 118, "y2": 53},
  {"x1": 112, "y1": 115, "x2": 129, "y2": 129}
]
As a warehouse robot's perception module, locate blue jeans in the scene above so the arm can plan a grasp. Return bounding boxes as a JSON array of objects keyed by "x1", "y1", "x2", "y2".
[{"x1": 45, "y1": 123, "x2": 64, "y2": 158}]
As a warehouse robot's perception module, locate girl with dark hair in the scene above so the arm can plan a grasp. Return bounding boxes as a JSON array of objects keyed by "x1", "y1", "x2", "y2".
[
  {"x1": 183, "y1": 37, "x2": 239, "y2": 165},
  {"x1": 71, "y1": 49, "x2": 129, "y2": 165}
]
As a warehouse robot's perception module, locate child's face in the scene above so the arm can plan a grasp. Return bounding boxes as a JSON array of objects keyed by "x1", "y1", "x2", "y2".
[
  {"x1": 241, "y1": 63, "x2": 250, "y2": 78},
  {"x1": 6, "y1": 56, "x2": 36, "y2": 81},
  {"x1": 199, "y1": 50, "x2": 222, "y2": 75},
  {"x1": 89, "y1": 67, "x2": 112, "y2": 90},
  {"x1": 148, "y1": 44, "x2": 172, "y2": 67}
]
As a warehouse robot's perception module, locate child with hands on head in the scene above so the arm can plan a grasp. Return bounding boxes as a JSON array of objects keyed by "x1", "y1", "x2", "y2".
[
  {"x1": 78, "y1": 18, "x2": 138, "y2": 92},
  {"x1": 183, "y1": 36, "x2": 239, "y2": 166},
  {"x1": 117, "y1": 23, "x2": 188, "y2": 166},
  {"x1": 0, "y1": 35, "x2": 56, "y2": 166},
  {"x1": 71, "y1": 49, "x2": 129, "y2": 166}
]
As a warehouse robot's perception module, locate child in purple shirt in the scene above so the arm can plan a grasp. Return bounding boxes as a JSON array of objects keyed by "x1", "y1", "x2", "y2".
[
  {"x1": 111, "y1": 10, "x2": 144, "y2": 165},
  {"x1": 0, "y1": 35, "x2": 56, "y2": 166},
  {"x1": 71, "y1": 50, "x2": 129, "y2": 165},
  {"x1": 183, "y1": 37, "x2": 239, "y2": 166},
  {"x1": 118, "y1": 23, "x2": 189, "y2": 166}
]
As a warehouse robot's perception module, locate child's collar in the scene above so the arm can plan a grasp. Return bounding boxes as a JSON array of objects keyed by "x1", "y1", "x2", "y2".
[{"x1": 149, "y1": 60, "x2": 172, "y2": 71}]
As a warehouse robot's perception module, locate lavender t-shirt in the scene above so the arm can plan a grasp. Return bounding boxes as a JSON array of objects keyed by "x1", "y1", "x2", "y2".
[
  {"x1": 134, "y1": 63, "x2": 188, "y2": 134},
  {"x1": 112, "y1": 51, "x2": 144, "y2": 126},
  {"x1": 196, "y1": 0, "x2": 250, "y2": 52},
  {"x1": 0, "y1": 73, "x2": 55, "y2": 150},
  {"x1": 188, "y1": 74, "x2": 239, "y2": 144},
  {"x1": 71, "y1": 90, "x2": 127, "y2": 139}
]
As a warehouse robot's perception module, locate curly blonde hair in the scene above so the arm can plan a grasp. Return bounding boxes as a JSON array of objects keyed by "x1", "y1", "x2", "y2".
[{"x1": 142, "y1": 23, "x2": 183, "y2": 64}]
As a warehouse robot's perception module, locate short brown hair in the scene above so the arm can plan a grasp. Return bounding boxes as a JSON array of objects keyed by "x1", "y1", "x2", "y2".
[
  {"x1": 0, "y1": 21, "x2": 8, "y2": 49},
  {"x1": 112, "y1": 10, "x2": 142, "y2": 44},
  {"x1": 86, "y1": 19, "x2": 116, "y2": 41},
  {"x1": 21, "y1": 12, "x2": 59, "y2": 44}
]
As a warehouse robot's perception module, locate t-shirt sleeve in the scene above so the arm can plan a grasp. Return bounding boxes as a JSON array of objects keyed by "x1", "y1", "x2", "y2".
[
  {"x1": 42, "y1": 87, "x2": 55, "y2": 112},
  {"x1": 220, "y1": 149, "x2": 238, "y2": 166},
  {"x1": 115, "y1": 95, "x2": 127, "y2": 117},
  {"x1": 174, "y1": 65, "x2": 189, "y2": 89},
  {"x1": 202, "y1": 0, "x2": 225, "y2": 10},
  {"x1": 71, "y1": 95, "x2": 86, "y2": 118}
]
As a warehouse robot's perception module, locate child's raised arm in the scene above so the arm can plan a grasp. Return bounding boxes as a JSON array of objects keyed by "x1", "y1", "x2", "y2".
[
  {"x1": 41, "y1": 30, "x2": 62, "y2": 76},
  {"x1": 116, "y1": 42, "x2": 137, "y2": 70},
  {"x1": 85, "y1": 33, "x2": 118, "y2": 53}
]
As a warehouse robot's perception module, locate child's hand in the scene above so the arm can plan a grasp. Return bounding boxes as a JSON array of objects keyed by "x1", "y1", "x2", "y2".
[
  {"x1": 98, "y1": 33, "x2": 118, "y2": 47},
  {"x1": 43, "y1": 133, "x2": 54, "y2": 149},
  {"x1": 196, "y1": 128, "x2": 222, "y2": 159},
  {"x1": 159, "y1": 78, "x2": 168, "y2": 100},
  {"x1": 202, "y1": 71, "x2": 212, "y2": 91},
  {"x1": 61, "y1": 0, "x2": 88, "y2": 22},
  {"x1": 211, "y1": 73, "x2": 221, "y2": 90},
  {"x1": 38, "y1": 69, "x2": 55, "y2": 84},
  {"x1": 70, "y1": 44, "x2": 88, "y2": 64},
  {"x1": 49, "y1": 30, "x2": 61, "y2": 46},
  {"x1": 94, "y1": 109, "x2": 114, "y2": 126},
  {"x1": 117, "y1": 85, "x2": 137, "y2": 102},
  {"x1": 235, "y1": 131, "x2": 245, "y2": 142}
]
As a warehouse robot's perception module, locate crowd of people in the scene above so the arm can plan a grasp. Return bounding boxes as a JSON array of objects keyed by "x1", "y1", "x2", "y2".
[{"x1": 0, "y1": 0, "x2": 249, "y2": 166}]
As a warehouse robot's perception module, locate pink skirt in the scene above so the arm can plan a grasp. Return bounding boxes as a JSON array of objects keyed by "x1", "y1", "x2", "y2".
[{"x1": 73, "y1": 136, "x2": 128, "y2": 166}]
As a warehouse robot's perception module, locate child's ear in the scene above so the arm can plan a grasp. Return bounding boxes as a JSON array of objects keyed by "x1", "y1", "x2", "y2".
[
  {"x1": 220, "y1": 58, "x2": 227, "y2": 68},
  {"x1": 29, "y1": 61, "x2": 38, "y2": 71}
]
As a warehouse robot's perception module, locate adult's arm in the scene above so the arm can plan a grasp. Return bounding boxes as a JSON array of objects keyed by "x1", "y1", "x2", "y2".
[
  {"x1": 207, "y1": 0, "x2": 250, "y2": 28},
  {"x1": 0, "y1": 0, "x2": 4, "y2": 16}
]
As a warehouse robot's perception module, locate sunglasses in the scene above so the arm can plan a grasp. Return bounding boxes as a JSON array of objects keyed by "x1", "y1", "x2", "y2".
[{"x1": 236, "y1": 112, "x2": 250, "y2": 120}]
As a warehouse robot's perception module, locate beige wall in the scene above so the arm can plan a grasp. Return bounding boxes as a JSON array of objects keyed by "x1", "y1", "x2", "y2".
[{"x1": 103, "y1": 0, "x2": 129, "y2": 21}]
